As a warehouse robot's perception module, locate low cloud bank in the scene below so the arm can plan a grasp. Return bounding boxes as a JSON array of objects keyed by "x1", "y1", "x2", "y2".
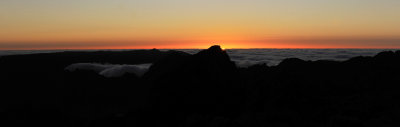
[
  {"x1": 226, "y1": 49, "x2": 394, "y2": 67},
  {"x1": 170, "y1": 49, "x2": 392, "y2": 67},
  {"x1": 65, "y1": 63, "x2": 152, "y2": 78}
]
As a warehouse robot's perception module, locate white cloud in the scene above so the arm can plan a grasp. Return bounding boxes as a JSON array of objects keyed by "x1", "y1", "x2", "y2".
[
  {"x1": 99, "y1": 65, "x2": 150, "y2": 78},
  {"x1": 176, "y1": 49, "x2": 393, "y2": 67},
  {"x1": 65, "y1": 63, "x2": 152, "y2": 78}
]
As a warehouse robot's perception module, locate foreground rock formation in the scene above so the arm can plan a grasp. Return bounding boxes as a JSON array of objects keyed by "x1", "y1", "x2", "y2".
[{"x1": 1, "y1": 46, "x2": 400, "y2": 127}]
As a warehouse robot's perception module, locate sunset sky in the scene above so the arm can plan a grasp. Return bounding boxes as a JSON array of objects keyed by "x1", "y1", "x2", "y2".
[{"x1": 1, "y1": 0, "x2": 400, "y2": 49}]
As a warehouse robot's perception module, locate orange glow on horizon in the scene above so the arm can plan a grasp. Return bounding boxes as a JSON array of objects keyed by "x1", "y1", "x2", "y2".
[
  {"x1": 1, "y1": 1, "x2": 400, "y2": 50},
  {"x1": 2, "y1": 41, "x2": 400, "y2": 51},
  {"x1": 2, "y1": 34, "x2": 399, "y2": 50}
]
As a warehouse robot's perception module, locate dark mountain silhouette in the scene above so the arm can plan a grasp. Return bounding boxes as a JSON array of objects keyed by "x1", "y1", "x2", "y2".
[
  {"x1": 143, "y1": 45, "x2": 243, "y2": 126},
  {"x1": 1, "y1": 45, "x2": 400, "y2": 127}
]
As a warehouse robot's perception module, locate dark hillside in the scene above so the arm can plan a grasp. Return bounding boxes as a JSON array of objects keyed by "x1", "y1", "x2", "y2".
[{"x1": 1, "y1": 46, "x2": 400, "y2": 126}]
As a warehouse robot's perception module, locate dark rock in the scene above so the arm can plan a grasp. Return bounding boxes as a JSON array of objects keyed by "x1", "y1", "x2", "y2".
[
  {"x1": 2, "y1": 46, "x2": 400, "y2": 127},
  {"x1": 145, "y1": 45, "x2": 243, "y2": 118},
  {"x1": 278, "y1": 58, "x2": 308, "y2": 68}
]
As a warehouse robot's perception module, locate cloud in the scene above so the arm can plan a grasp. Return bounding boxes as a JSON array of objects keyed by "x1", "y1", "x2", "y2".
[
  {"x1": 177, "y1": 49, "x2": 394, "y2": 67},
  {"x1": 4, "y1": 49, "x2": 395, "y2": 68},
  {"x1": 99, "y1": 64, "x2": 150, "y2": 78},
  {"x1": 65, "y1": 63, "x2": 152, "y2": 78}
]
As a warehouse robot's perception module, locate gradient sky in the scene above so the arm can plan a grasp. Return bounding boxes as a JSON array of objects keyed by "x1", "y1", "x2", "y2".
[{"x1": 1, "y1": 0, "x2": 400, "y2": 49}]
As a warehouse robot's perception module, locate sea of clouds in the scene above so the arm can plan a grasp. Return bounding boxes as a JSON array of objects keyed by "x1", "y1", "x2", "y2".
[
  {"x1": 173, "y1": 49, "x2": 396, "y2": 67},
  {"x1": 2, "y1": 49, "x2": 397, "y2": 77},
  {"x1": 2, "y1": 49, "x2": 393, "y2": 66}
]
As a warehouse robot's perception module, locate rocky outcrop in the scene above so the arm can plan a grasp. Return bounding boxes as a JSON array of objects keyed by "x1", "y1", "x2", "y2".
[
  {"x1": 144, "y1": 45, "x2": 243, "y2": 117},
  {"x1": 2, "y1": 46, "x2": 400, "y2": 127}
]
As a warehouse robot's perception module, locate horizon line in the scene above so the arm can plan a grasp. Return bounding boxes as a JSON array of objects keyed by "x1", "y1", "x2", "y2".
[{"x1": 1, "y1": 47, "x2": 400, "y2": 51}]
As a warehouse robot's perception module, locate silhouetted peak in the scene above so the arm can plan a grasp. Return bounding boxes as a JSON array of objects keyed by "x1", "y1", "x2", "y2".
[
  {"x1": 150, "y1": 48, "x2": 160, "y2": 52},
  {"x1": 199, "y1": 45, "x2": 225, "y2": 54},
  {"x1": 374, "y1": 51, "x2": 396, "y2": 59},
  {"x1": 208, "y1": 45, "x2": 224, "y2": 52},
  {"x1": 195, "y1": 45, "x2": 231, "y2": 62},
  {"x1": 145, "y1": 45, "x2": 237, "y2": 82},
  {"x1": 165, "y1": 50, "x2": 191, "y2": 56}
]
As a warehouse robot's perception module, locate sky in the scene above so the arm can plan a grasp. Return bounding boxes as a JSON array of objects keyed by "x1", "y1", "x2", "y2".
[{"x1": 1, "y1": 0, "x2": 400, "y2": 49}]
